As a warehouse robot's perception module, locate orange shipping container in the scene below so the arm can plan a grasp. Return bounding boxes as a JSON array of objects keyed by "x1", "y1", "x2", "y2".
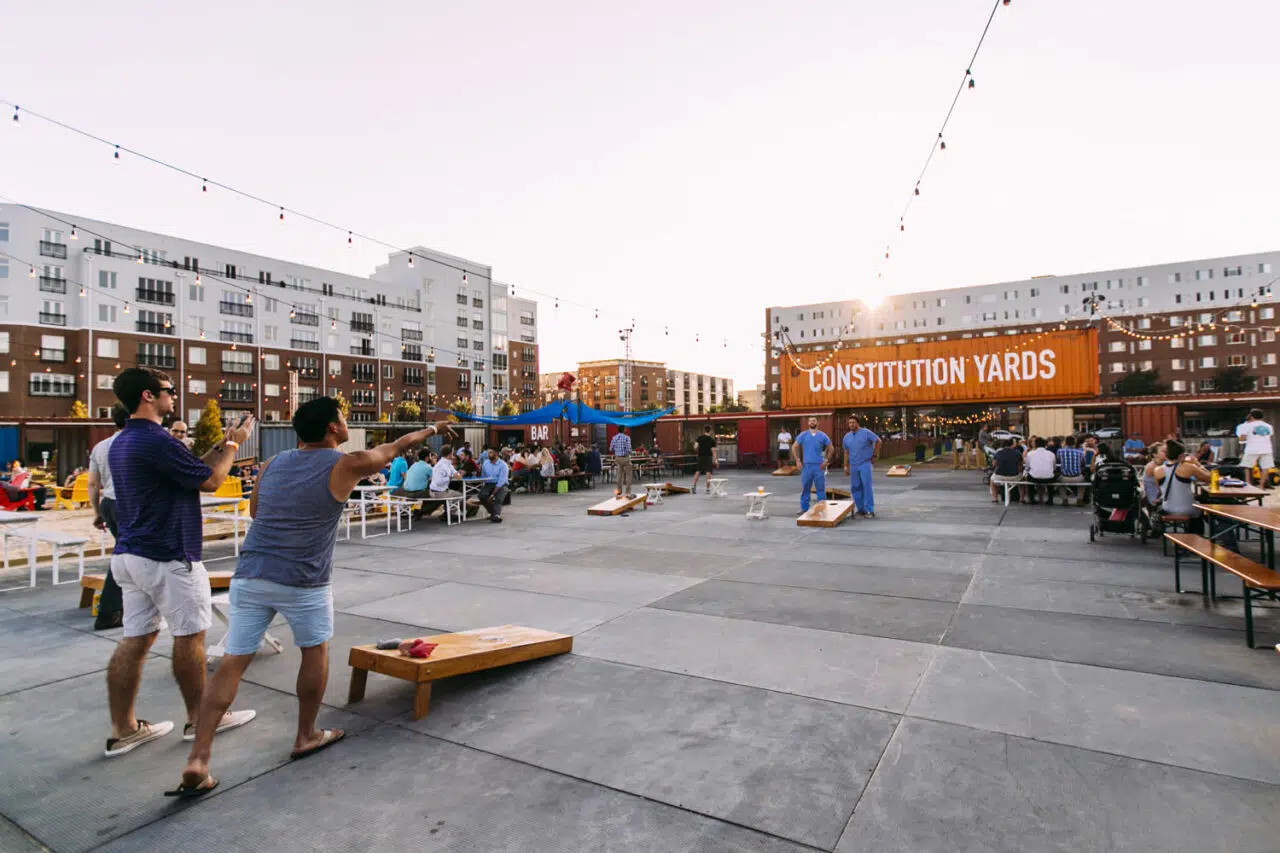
[{"x1": 782, "y1": 329, "x2": 1099, "y2": 409}]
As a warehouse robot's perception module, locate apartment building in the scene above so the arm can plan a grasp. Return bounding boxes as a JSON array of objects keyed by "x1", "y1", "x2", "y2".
[
  {"x1": 0, "y1": 204, "x2": 536, "y2": 421},
  {"x1": 503, "y1": 292, "x2": 540, "y2": 411},
  {"x1": 764, "y1": 249, "x2": 1280, "y2": 408},
  {"x1": 665, "y1": 368, "x2": 735, "y2": 415},
  {"x1": 575, "y1": 359, "x2": 667, "y2": 411}
]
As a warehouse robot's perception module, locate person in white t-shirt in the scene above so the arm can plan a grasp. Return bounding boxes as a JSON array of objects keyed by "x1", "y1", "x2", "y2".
[
  {"x1": 428, "y1": 446, "x2": 458, "y2": 496},
  {"x1": 776, "y1": 429, "x2": 792, "y2": 468},
  {"x1": 1024, "y1": 437, "x2": 1060, "y2": 505},
  {"x1": 1236, "y1": 409, "x2": 1275, "y2": 481}
]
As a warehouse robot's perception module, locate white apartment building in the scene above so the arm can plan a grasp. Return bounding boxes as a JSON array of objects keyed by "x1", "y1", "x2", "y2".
[
  {"x1": 0, "y1": 203, "x2": 534, "y2": 420},
  {"x1": 666, "y1": 369, "x2": 735, "y2": 415},
  {"x1": 764, "y1": 249, "x2": 1280, "y2": 407}
]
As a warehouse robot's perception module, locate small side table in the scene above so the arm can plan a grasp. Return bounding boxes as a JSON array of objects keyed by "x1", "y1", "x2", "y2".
[
  {"x1": 744, "y1": 491, "x2": 772, "y2": 520},
  {"x1": 708, "y1": 478, "x2": 729, "y2": 498},
  {"x1": 643, "y1": 483, "x2": 666, "y2": 506}
]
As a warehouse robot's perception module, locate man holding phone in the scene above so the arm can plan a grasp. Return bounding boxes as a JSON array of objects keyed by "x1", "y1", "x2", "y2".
[{"x1": 103, "y1": 368, "x2": 257, "y2": 758}]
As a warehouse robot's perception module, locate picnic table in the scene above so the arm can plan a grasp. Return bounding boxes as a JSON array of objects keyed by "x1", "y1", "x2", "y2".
[
  {"x1": 459, "y1": 477, "x2": 496, "y2": 522},
  {"x1": 1194, "y1": 482, "x2": 1267, "y2": 506},
  {"x1": 1194, "y1": 503, "x2": 1280, "y2": 571},
  {"x1": 0, "y1": 511, "x2": 39, "y2": 527},
  {"x1": 201, "y1": 495, "x2": 250, "y2": 558}
]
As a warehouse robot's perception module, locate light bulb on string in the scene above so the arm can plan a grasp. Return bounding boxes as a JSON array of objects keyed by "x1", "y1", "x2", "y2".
[
  {"x1": 27, "y1": 266, "x2": 35, "y2": 279},
  {"x1": 195, "y1": 274, "x2": 201, "y2": 286},
  {"x1": 914, "y1": 186, "x2": 920, "y2": 196},
  {"x1": 289, "y1": 308, "x2": 295, "y2": 319},
  {"x1": 122, "y1": 304, "x2": 130, "y2": 314},
  {"x1": 408, "y1": 253, "x2": 414, "y2": 268},
  {"x1": 10, "y1": 105, "x2": 18, "y2": 126},
  {"x1": 79, "y1": 287, "x2": 85, "y2": 297},
  {"x1": 69, "y1": 226, "x2": 77, "y2": 241},
  {"x1": 279, "y1": 207, "x2": 284, "y2": 222},
  {"x1": 113, "y1": 145, "x2": 120, "y2": 162},
  {"x1": 136, "y1": 253, "x2": 143, "y2": 265},
  {"x1": 347, "y1": 232, "x2": 353, "y2": 248},
  {"x1": 202, "y1": 178, "x2": 208, "y2": 193}
]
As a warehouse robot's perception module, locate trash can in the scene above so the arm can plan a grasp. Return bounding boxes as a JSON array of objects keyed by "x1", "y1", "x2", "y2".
[{"x1": 915, "y1": 444, "x2": 927, "y2": 462}]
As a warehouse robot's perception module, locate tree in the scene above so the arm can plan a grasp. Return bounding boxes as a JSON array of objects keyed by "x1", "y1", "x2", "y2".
[
  {"x1": 1212, "y1": 366, "x2": 1257, "y2": 393},
  {"x1": 69, "y1": 400, "x2": 88, "y2": 418},
  {"x1": 709, "y1": 396, "x2": 750, "y2": 414},
  {"x1": 497, "y1": 398, "x2": 519, "y2": 417},
  {"x1": 395, "y1": 400, "x2": 422, "y2": 421},
  {"x1": 1113, "y1": 369, "x2": 1169, "y2": 397},
  {"x1": 331, "y1": 391, "x2": 351, "y2": 419},
  {"x1": 452, "y1": 397, "x2": 474, "y2": 416},
  {"x1": 192, "y1": 400, "x2": 224, "y2": 455}
]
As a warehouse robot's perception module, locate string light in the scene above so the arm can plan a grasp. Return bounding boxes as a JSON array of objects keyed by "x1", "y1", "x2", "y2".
[
  {"x1": 194, "y1": 274, "x2": 201, "y2": 286},
  {"x1": 113, "y1": 145, "x2": 120, "y2": 162},
  {"x1": 69, "y1": 226, "x2": 77, "y2": 240},
  {"x1": 27, "y1": 266, "x2": 34, "y2": 279},
  {"x1": 408, "y1": 253, "x2": 414, "y2": 268},
  {"x1": 202, "y1": 178, "x2": 207, "y2": 193},
  {"x1": 279, "y1": 207, "x2": 285, "y2": 222},
  {"x1": 10, "y1": 105, "x2": 17, "y2": 126}
]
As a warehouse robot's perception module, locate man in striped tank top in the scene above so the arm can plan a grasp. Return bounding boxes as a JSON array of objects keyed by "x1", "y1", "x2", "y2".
[{"x1": 172, "y1": 397, "x2": 450, "y2": 797}]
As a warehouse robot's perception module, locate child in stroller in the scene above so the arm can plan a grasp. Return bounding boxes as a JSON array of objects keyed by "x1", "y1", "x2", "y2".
[{"x1": 1090, "y1": 461, "x2": 1141, "y2": 541}]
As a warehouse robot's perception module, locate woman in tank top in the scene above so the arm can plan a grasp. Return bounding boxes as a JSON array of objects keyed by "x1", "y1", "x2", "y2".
[
  {"x1": 1141, "y1": 442, "x2": 1166, "y2": 505},
  {"x1": 1154, "y1": 439, "x2": 1213, "y2": 522}
]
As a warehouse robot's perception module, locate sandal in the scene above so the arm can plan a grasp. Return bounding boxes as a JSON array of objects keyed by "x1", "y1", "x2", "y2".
[
  {"x1": 290, "y1": 728, "x2": 346, "y2": 760},
  {"x1": 165, "y1": 776, "x2": 219, "y2": 799}
]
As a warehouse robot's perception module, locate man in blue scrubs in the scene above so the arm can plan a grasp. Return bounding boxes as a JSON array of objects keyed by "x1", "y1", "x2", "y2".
[
  {"x1": 842, "y1": 415, "x2": 881, "y2": 517},
  {"x1": 792, "y1": 417, "x2": 832, "y2": 514}
]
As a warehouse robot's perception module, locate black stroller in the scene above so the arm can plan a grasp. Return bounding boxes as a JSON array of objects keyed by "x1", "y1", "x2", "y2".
[{"x1": 1089, "y1": 462, "x2": 1140, "y2": 542}]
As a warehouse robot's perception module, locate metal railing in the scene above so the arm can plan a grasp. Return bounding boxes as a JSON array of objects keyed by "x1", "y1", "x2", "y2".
[
  {"x1": 219, "y1": 302, "x2": 254, "y2": 317},
  {"x1": 137, "y1": 353, "x2": 176, "y2": 368},
  {"x1": 136, "y1": 288, "x2": 175, "y2": 305},
  {"x1": 221, "y1": 361, "x2": 254, "y2": 374},
  {"x1": 29, "y1": 377, "x2": 75, "y2": 396},
  {"x1": 40, "y1": 348, "x2": 66, "y2": 362},
  {"x1": 220, "y1": 389, "x2": 255, "y2": 403},
  {"x1": 290, "y1": 339, "x2": 320, "y2": 351},
  {"x1": 291, "y1": 312, "x2": 319, "y2": 326},
  {"x1": 39, "y1": 312, "x2": 67, "y2": 326},
  {"x1": 38, "y1": 276, "x2": 67, "y2": 294},
  {"x1": 135, "y1": 320, "x2": 175, "y2": 335},
  {"x1": 220, "y1": 331, "x2": 254, "y2": 343},
  {"x1": 39, "y1": 241, "x2": 67, "y2": 259},
  {"x1": 350, "y1": 320, "x2": 374, "y2": 333},
  {"x1": 401, "y1": 328, "x2": 423, "y2": 341}
]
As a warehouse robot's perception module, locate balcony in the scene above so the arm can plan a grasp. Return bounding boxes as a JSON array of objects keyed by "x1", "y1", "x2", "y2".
[
  {"x1": 136, "y1": 288, "x2": 175, "y2": 306},
  {"x1": 520, "y1": 317, "x2": 535, "y2": 326},
  {"x1": 351, "y1": 372, "x2": 376, "y2": 385},
  {"x1": 220, "y1": 389, "x2": 255, "y2": 403},
  {"x1": 456, "y1": 294, "x2": 468, "y2": 305},
  {"x1": 401, "y1": 328, "x2": 423, "y2": 341},
  {"x1": 291, "y1": 312, "x2": 319, "y2": 326},
  {"x1": 295, "y1": 367, "x2": 320, "y2": 380},
  {"x1": 39, "y1": 348, "x2": 67, "y2": 363},
  {"x1": 402, "y1": 346, "x2": 423, "y2": 361},
  {"x1": 456, "y1": 317, "x2": 468, "y2": 328},
  {"x1": 39, "y1": 312, "x2": 67, "y2": 326},
  {"x1": 38, "y1": 276, "x2": 67, "y2": 294},
  {"x1": 135, "y1": 320, "x2": 175, "y2": 335},
  {"x1": 219, "y1": 331, "x2": 254, "y2": 344},
  {"x1": 472, "y1": 298, "x2": 484, "y2": 308},
  {"x1": 137, "y1": 353, "x2": 177, "y2": 369},
  {"x1": 290, "y1": 338, "x2": 321, "y2": 351},
  {"x1": 29, "y1": 377, "x2": 75, "y2": 397},
  {"x1": 350, "y1": 319, "x2": 374, "y2": 334},
  {"x1": 350, "y1": 344, "x2": 374, "y2": 357},
  {"x1": 220, "y1": 301, "x2": 254, "y2": 317},
  {"x1": 404, "y1": 374, "x2": 425, "y2": 387},
  {"x1": 472, "y1": 321, "x2": 484, "y2": 330},
  {"x1": 39, "y1": 241, "x2": 68, "y2": 259},
  {"x1": 221, "y1": 361, "x2": 254, "y2": 375}
]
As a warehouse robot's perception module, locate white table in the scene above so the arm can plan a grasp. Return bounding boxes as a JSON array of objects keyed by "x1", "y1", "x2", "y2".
[
  {"x1": 744, "y1": 491, "x2": 772, "y2": 520},
  {"x1": 643, "y1": 483, "x2": 666, "y2": 506},
  {"x1": 1, "y1": 527, "x2": 88, "y2": 592},
  {"x1": 201, "y1": 495, "x2": 250, "y2": 558},
  {"x1": 0, "y1": 511, "x2": 40, "y2": 526},
  {"x1": 459, "y1": 478, "x2": 497, "y2": 523},
  {"x1": 206, "y1": 592, "x2": 284, "y2": 659},
  {"x1": 350, "y1": 485, "x2": 391, "y2": 538},
  {"x1": 708, "y1": 478, "x2": 729, "y2": 498}
]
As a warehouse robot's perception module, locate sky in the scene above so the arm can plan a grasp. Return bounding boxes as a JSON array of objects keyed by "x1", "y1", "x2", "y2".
[{"x1": 3, "y1": 1, "x2": 1278, "y2": 391}]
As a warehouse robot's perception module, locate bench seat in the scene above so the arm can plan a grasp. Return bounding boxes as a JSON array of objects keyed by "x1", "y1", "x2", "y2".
[
  {"x1": 78, "y1": 570, "x2": 234, "y2": 608},
  {"x1": 1165, "y1": 532, "x2": 1280, "y2": 647}
]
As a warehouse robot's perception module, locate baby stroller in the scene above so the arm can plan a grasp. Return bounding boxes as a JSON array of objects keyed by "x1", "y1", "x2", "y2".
[{"x1": 1089, "y1": 462, "x2": 1140, "y2": 542}]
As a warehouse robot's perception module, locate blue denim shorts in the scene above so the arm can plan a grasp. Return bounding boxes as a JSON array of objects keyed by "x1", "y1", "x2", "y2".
[{"x1": 224, "y1": 577, "x2": 333, "y2": 655}]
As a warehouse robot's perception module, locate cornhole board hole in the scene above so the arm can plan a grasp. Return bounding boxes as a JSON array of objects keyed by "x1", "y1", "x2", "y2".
[
  {"x1": 587, "y1": 494, "x2": 648, "y2": 516},
  {"x1": 797, "y1": 500, "x2": 855, "y2": 528},
  {"x1": 348, "y1": 625, "x2": 572, "y2": 720},
  {"x1": 826, "y1": 487, "x2": 851, "y2": 500},
  {"x1": 662, "y1": 483, "x2": 691, "y2": 495},
  {"x1": 886, "y1": 465, "x2": 912, "y2": 477},
  {"x1": 772, "y1": 466, "x2": 798, "y2": 476},
  {"x1": 80, "y1": 569, "x2": 234, "y2": 608}
]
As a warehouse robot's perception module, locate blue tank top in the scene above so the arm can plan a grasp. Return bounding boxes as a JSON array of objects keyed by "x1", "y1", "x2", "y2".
[{"x1": 236, "y1": 448, "x2": 345, "y2": 587}]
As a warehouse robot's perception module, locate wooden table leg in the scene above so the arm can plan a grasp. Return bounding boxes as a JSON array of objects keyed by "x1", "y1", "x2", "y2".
[
  {"x1": 348, "y1": 667, "x2": 368, "y2": 704},
  {"x1": 79, "y1": 585, "x2": 94, "y2": 608},
  {"x1": 413, "y1": 681, "x2": 432, "y2": 719}
]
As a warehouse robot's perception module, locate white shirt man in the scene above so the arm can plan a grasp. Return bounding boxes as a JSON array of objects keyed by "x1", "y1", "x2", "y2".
[
  {"x1": 776, "y1": 430, "x2": 792, "y2": 464},
  {"x1": 1025, "y1": 445, "x2": 1057, "y2": 479},
  {"x1": 1236, "y1": 410, "x2": 1275, "y2": 472},
  {"x1": 429, "y1": 454, "x2": 457, "y2": 496}
]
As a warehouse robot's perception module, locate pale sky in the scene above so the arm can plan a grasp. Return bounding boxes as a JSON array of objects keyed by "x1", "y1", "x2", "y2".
[{"x1": 3, "y1": 1, "x2": 1277, "y2": 390}]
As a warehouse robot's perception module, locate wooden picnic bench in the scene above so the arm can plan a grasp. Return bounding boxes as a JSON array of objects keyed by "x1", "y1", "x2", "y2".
[
  {"x1": 347, "y1": 625, "x2": 572, "y2": 720},
  {"x1": 1164, "y1": 532, "x2": 1280, "y2": 648},
  {"x1": 78, "y1": 569, "x2": 235, "y2": 608}
]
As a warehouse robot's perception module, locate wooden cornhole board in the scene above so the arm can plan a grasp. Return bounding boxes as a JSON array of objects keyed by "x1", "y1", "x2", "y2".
[
  {"x1": 772, "y1": 466, "x2": 798, "y2": 476},
  {"x1": 661, "y1": 483, "x2": 691, "y2": 495},
  {"x1": 886, "y1": 465, "x2": 912, "y2": 477},
  {"x1": 79, "y1": 570, "x2": 234, "y2": 608},
  {"x1": 826, "y1": 487, "x2": 851, "y2": 500},
  {"x1": 587, "y1": 494, "x2": 648, "y2": 515},
  {"x1": 347, "y1": 625, "x2": 572, "y2": 720},
  {"x1": 797, "y1": 500, "x2": 855, "y2": 528}
]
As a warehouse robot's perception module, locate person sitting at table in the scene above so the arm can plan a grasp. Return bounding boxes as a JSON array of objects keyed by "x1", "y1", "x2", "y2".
[
  {"x1": 478, "y1": 447, "x2": 509, "y2": 524},
  {"x1": 1196, "y1": 441, "x2": 1216, "y2": 466},
  {"x1": 9, "y1": 461, "x2": 48, "y2": 510},
  {"x1": 584, "y1": 444, "x2": 603, "y2": 480},
  {"x1": 455, "y1": 448, "x2": 480, "y2": 478},
  {"x1": 392, "y1": 449, "x2": 433, "y2": 501},
  {"x1": 1141, "y1": 441, "x2": 1166, "y2": 508},
  {"x1": 1055, "y1": 435, "x2": 1087, "y2": 506},
  {"x1": 509, "y1": 447, "x2": 530, "y2": 492},
  {"x1": 1122, "y1": 432, "x2": 1146, "y2": 464},
  {"x1": 417, "y1": 445, "x2": 459, "y2": 518},
  {"x1": 1154, "y1": 439, "x2": 1212, "y2": 534},
  {"x1": 386, "y1": 448, "x2": 411, "y2": 492},
  {"x1": 989, "y1": 439, "x2": 1025, "y2": 503},
  {"x1": 1024, "y1": 437, "x2": 1058, "y2": 505},
  {"x1": 1091, "y1": 441, "x2": 1115, "y2": 473}
]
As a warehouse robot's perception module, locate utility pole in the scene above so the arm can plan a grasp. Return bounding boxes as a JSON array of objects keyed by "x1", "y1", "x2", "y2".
[{"x1": 618, "y1": 321, "x2": 635, "y2": 411}]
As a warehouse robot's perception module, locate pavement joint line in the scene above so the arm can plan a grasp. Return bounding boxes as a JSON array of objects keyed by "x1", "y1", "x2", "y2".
[
  {"x1": 703, "y1": 575, "x2": 975, "y2": 607},
  {"x1": 950, "y1": 597, "x2": 1261, "y2": 637},
  {"x1": 385, "y1": 720, "x2": 837, "y2": 853}
]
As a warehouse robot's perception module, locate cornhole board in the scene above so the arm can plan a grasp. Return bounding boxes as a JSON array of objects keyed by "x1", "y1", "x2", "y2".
[
  {"x1": 587, "y1": 494, "x2": 648, "y2": 516},
  {"x1": 826, "y1": 487, "x2": 851, "y2": 500},
  {"x1": 661, "y1": 483, "x2": 691, "y2": 495},
  {"x1": 886, "y1": 465, "x2": 912, "y2": 477},
  {"x1": 347, "y1": 625, "x2": 572, "y2": 720},
  {"x1": 772, "y1": 466, "x2": 798, "y2": 476},
  {"x1": 79, "y1": 569, "x2": 234, "y2": 608},
  {"x1": 797, "y1": 500, "x2": 855, "y2": 528}
]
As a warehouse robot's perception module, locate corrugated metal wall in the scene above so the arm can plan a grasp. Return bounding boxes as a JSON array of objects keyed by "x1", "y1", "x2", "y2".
[
  {"x1": 1028, "y1": 407, "x2": 1074, "y2": 438},
  {"x1": 1122, "y1": 404, "x2": 1178, "y2": 444}
]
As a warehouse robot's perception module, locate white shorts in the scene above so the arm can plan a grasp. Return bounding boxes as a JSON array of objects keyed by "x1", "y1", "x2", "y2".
[
  {"x1": 990, "y1": 474, "x2": 1023, "y2": 484},
  {"x1": 111, "y1": 553, "x2": 213, "y2": 638},
  {"x1": 1241, "y1": 452, "x2": 1275, "y2": 471}
]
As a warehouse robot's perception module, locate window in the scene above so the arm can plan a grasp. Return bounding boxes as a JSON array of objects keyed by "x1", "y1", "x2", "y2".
[
  {"x1": 1266, "y1": 376, "x2": 1279, "y2": 389},
  {"x1": 189, "y1": 347, "x2": 207, "y2": 365},
  {"x1": 383, "y1": 364, "x2": 395, "y2": 379},
  {"x1": 1028, "y1": 288, "x2": 1040, "y2": 298},
  {"x1": 137, "y1": 342, "x2": 175, "y2": 368},
  {"x1": 1168, "y1": 272, "x2": 1182, "y2": 283},
  {"x1": 1227, "y1": 332, "x2": 1246, "y2": 344},
  {"x1": 1199, "y1": 356, "x2": 1217, "y2": 368},
  {"x1": 1265, "y1": 354, "x2": 1278, "y2": 366},
  {"x1": 329, "y1": 359, "x2": 342, "y2": 375},
  {"x1": 1081, "y1": 281, "x2": 1098, "y2": 292},
  {"x1": 188, "y1": 282, "x2": 204, "y2": 302},
  {"x1": 1197, "y1": 335, "x2": 1217, "y2": 346},
  {"x1": 220, "y1": 320, "x2": 253, "y2": 343},
  {"x1": 0, "y1": 259, "x2": 6, "y2": 279},
  {"x1": 1172, "y1": 380, "x2": 1187, "y2": 392},
  {"x1": 1138, "y1": 340, "x2": 1152, "y2": 351},
  {"x1": 1224, "y1": 265, "x2": 1243, "y2": 277},
  {"x1": 0, "y1": 332, "x2": 6, "y2": 354},
  {"x1": 1262, "y1": 307, "x2": 1275, "y2": 320},
  {"x1": 1170, "y1": 336, "x2": 1185, "y2": 348},
  {"x1": 1137, "y1": 297, "x2": 1148, "y2": 307},
  {"x1": 0, "y1": 222, "x2": 7, "y2": 241},
  {"x1": 97, "y1": 338, "x2": 119, "y2": 358},
  {"x1": 1109, "y1": 363, "x2": 1127, "y2": 374},
  {"x1": 98, "y1": 304, "x2": 117, "y2": 323},
  {"x1": 1004, "y1": 290, "x2": 1018, "y2": 300},
  {"x1": 1199, "y1": 379, "x2": 1217, "y2": 391},
  {"x1": 1175, "y1": 294, "x2": 1183, "y2": 304},
  {"x1": 1196, "y1": 269, "x2": 1213, "y2": 280},
  {"x1": 263, "y1": 354, "x2": 279, "y2": 371},
  {"x1": 263, "y1": 325, "x2": 278, "y2": 343},
  {"x1": 1259, "y1": 263, "x2": 1272, "y2": 274},
  {"x1": 1108, "y1": 341, "x2": 1127, "y2": 353},
  {"x1": 1136, "y1": 276, "x2": 1147, "y2": 287},
  {"x1": 264, "y1": 383, "x2": 280, "y2": 397},
  {"x1": 1138, "y1": 318, "x2": 1151, "y2": 329},
  {"x1": 1106, "y1": 279, "x2": 1122, "y2": 290},
  {"x1": 40, "y1": 300, "x2": 66, "y2": 325},
  {"x1": 29, "y1": 373, "x2": 75, "y2": 396},
  {"x1": 96, "y1": 375, "x2": 115, "y2": 390},
  {"x1": 222, "y1": 351, "x2": 254, "y2": 374},
  {"x1": 1171, "y1": 359, "x2": 1187, "y2": 370},
  {"x1": 1138, "y1": 360, "x2": 1153, "y2": 371},
  {"x1": 1228, "y1": 355, "x2": 1246, "y2": 367},
  {"x1": 189, "y1": 378, "x2": 207, "y2": 394}
]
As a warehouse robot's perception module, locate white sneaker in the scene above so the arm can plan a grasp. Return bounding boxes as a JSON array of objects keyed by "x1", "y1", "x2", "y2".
[
  {"x1": 105, "y1": 719, "x2": 174, "y2": 757},
  {"x1": 183, "y1": 708, "x2": 257, "y2": 741}
]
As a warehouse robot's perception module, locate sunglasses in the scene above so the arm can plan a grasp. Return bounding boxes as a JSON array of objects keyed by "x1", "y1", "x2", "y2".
[{"x1": 153, "y1": 386, "x2": 177, "y2": 397}]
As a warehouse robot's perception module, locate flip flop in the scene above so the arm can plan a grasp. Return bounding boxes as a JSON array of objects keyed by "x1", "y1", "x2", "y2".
[
  {"x1": 164, "y1": 776, "x2": 219, "y2": 799},
  {"x1": 290, "y1": 728, "x2": 345, "y2": 760}
]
